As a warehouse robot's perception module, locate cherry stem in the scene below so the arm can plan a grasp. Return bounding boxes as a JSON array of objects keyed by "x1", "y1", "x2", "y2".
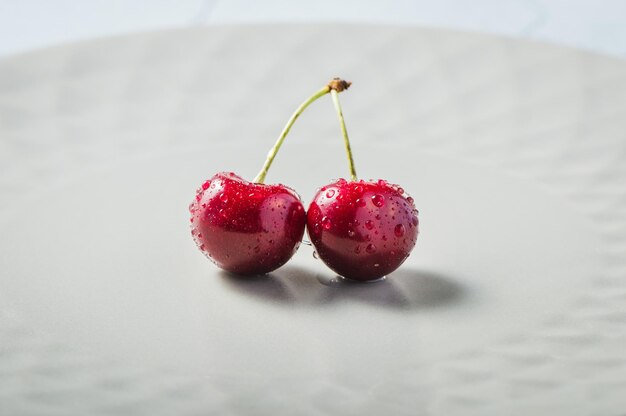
[
  {"x1": 253, "y1": 78, "x2": 352, "y2": 184},
  {"x1": 330, "y1": 89, "x2": 358, "y2": 181}
]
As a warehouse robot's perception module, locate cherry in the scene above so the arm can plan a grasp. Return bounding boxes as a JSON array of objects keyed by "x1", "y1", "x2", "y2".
[
  {"x1": 306, "y1": 82, "x2": 419, "y2": 281},
  {"x1": 307, "y1": 179, "x2": 418, "y2": 281},
  {"x1": 190, "y1": 78, "x2": 352, "y2": 275},
  {"x1": 190, "y1": 172, "x2": 306, "y2": 275}
]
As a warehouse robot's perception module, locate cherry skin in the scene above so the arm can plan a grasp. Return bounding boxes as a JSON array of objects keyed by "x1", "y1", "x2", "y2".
[
  {"x1": 190, "y1": 172, "x2": 306, "y2": 275},
  {"x1": 307, "y1": 179, "x2": 419, "y2": 281}
]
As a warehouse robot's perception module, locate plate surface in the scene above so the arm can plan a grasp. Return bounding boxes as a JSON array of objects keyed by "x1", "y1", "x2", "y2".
[{"x1": 1, "y1": 25, "x2": 626, "y2": 415}]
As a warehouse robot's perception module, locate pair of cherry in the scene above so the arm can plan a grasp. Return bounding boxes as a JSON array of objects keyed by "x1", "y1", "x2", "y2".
[{"x1": 189, "y1": 79, "x2": 418, "y2": 282}]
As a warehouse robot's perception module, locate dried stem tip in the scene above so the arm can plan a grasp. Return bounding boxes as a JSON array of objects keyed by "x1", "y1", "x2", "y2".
[{"x1": 328, "y1": 78, "x2": 352, "y2": 92}]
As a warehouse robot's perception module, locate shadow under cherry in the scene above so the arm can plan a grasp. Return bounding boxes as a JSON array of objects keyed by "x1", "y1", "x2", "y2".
[{"x1": 220, "y1": 265, "x2": 466, "y2": 311}]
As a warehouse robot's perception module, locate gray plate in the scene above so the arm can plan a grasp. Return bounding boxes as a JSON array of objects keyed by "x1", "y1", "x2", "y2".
[{"x1": 1, "y1": 25, "x2": 626, "y2": 415}]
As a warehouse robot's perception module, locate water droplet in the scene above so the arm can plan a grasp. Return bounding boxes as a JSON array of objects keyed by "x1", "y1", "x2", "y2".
[
  {"x1": 397, "y1": 187, "x2": 404, "y2": 195},
  {"x1": 407, "y1": 196, "x2": 414, "y2": 205},
  {"x1": 372, "y1": 194, "x2": 385, "y2": 207},
  {"x1": 337, "y1": 178, "x2": 347, "y2": 185},
  {"x1": 412, "y1": 216, "x2": 418, "y2": 226},
  {"x1": 374, "y1": 263, "x2": 380, "y2": 267},
  {"x1": 219, "y1": 193, "x2": 228, "y2": 203},
  {"x1": 354, "y1": 185, "x2": 363, "y2": 194},
  {"x1": 202, "y1": 181, "x2": 210, "y2": 190},
  {"x1": 336, "y1": 193, "x2": 344, "y2": 201},
  {"x1": 254, "y1": 246, "x2": 260, "y2": 253},
  {"x1": 248, "y1": 192, "x2": 256, "y2": 198},
  {"x1": 197, "y1": 233, "x2": 202, "y2": 238},
  {"x1": 365, "y1": 220, "x2": 374, "y2": 230},
  {"x1": 394, "y1": 224, "x2": 406, "y2": 237},
  {"x1": 356, "y1": 198, "x2": 366, "y2": 207},
  {"x1": 366, "y1": 243, "x2": 376, "y2": 253},
  {"x1": 219, "y1": 209, "x2": 227, "y2": 218},
  {"x1": 188, "y1": 203, "x2": 196, "y2": 213},
  {"x1": 375, "y1": 214, "x2": 381, "y2": 220},
  {"x1": 382, "y1": 235, "x2": 387, "y2": 241},
  {"x1": 377, "y1": 179, "x2": 386, "y2": 186},
  {"x1": 326, "y1": 189, "x2": 335, "y2": 198},
  {"x1": 321, "y1": 216, "x2": 332, "y2": 230},
  {"x1": 313, "y1": 251, "x2": 319, "y2": 259},
  {"x1": 390, "y1": 250, "x2": 396, "y2": 256},
  {"x1": 347, "y1": 229, "x2": 355, "y2": 237},
  {"x1": 199, "y1": 244, "x2": 205, "y2": 251},
  {"x1": 354, "y1": 245, "x2": 361, "y2": 254}
]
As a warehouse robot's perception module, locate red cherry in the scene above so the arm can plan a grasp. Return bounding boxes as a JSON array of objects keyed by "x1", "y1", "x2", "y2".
[
  {"x1": 307, "y1": 179, "x2": 419, "y2": 281},
  {"x1": 190, "y1": 172, "x2": 306, "y2": 275}
]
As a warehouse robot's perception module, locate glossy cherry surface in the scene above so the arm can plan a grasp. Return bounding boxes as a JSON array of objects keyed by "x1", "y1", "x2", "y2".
[
  {"x1": 307, "y1": 179, "x2": 419, "y2": 281},
  {"x1": 190, "y1": 172, "x2": 306, "y2": 275}
]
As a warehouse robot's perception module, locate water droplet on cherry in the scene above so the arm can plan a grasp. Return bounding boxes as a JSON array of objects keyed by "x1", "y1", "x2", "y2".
[
  {"x1": 321, "y1": 216, "x2": 332, "y2": 230},
  {"x1": 372, "y1": 194, "x2": 385, "y2": 207},
  {"x1": 326, "y1": 189, "x2": 335, "y2": 198},
  {"x1": 366, "y1": 243, "x2": 376, "y2": 253},
  {"x1": 365, "y1": 220, "x2": 374, "y2": 230},
  {"x1": 394, "y1": 224, "x2": 406, "y2": 237}
]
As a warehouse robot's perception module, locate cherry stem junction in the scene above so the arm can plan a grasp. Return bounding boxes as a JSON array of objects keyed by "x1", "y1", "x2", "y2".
[{"x1": 253, "y1": 78, "x2": 353, "y2": 184}]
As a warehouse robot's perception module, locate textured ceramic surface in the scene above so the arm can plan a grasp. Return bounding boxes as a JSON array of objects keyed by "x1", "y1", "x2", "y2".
[{"x1": 1, "y1": 25, "x2": 626, "y2": 415}]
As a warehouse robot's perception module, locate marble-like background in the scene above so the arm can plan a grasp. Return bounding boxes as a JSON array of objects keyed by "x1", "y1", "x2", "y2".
[{"x1": 1, "y1": 0, "x2": 625, "y2": 58}]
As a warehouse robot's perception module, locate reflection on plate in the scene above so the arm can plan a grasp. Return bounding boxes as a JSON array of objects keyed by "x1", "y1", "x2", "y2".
[{"x1": 1, "y1": 25, "x2": 626, "y2": 415}]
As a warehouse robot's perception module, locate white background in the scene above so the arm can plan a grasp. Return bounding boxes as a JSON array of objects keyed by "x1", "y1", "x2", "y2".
[{"x1": 1, "y1": 0, "x2": 625, "y2": 58}]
